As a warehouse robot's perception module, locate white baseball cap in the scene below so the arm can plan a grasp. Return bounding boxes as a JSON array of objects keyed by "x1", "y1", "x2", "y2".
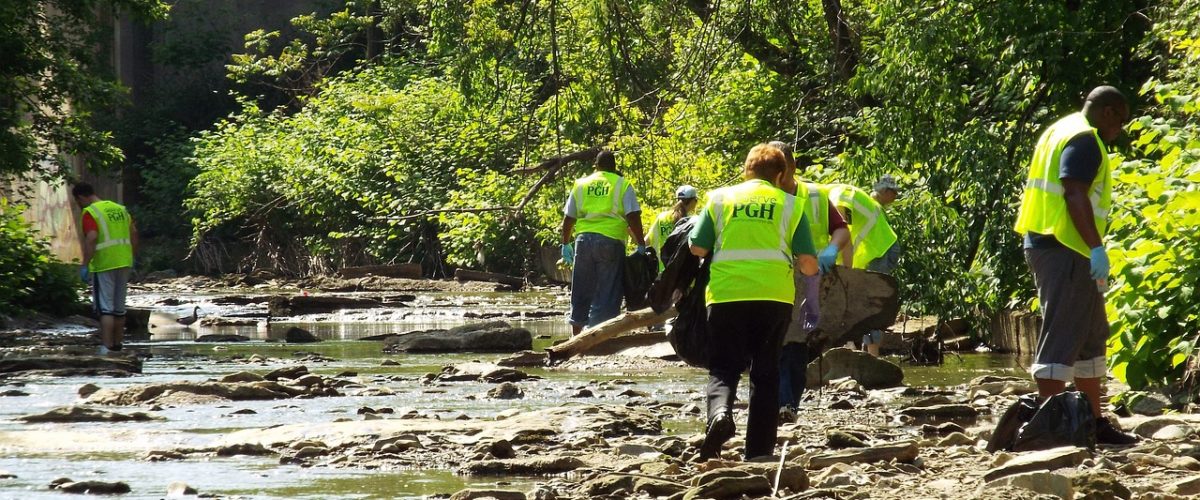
[
  {"x1": 676, "y1": 185, "x2": 698, "y2": 200},
  {"x1": 873, "y1": 175, "x2": 900, "y2": 194}
]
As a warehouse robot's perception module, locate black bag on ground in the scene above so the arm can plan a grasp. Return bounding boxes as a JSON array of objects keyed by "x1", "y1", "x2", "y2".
[
  {"x1": 1012, "y1": 391, "x2": 1096, "y2": 451},
  {"x1": 985, "y1": 394, "x2": 1040, "y2": 452},
  {"x1": 668, "y1": 260, "x2": 712, "y2": 368},
  {"x1": 622, "y1": 246, "x2": 659, "y2": 311}
]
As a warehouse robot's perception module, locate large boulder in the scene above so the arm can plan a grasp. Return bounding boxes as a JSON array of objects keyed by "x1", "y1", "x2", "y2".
[
  {"x1": 0, "y1": 355, "x2": 140, "y2": 378},
  {"x1": 437, "y1": 362, "x2": 532, "y2": 383},
  {"x1": 269, "y1": 295, "x2": 382, "y2": 316},
  {"x1": 86, "y1": 379, "x2": 338, "y2": 405},
  {"x1": 285, "y1": 327, "x2": 322, "y2": 343},
  {"x1": 813, "y1": 268, "x2": 899, "y2": 347},
  {"x1": 805, "y1": 347, "x2": 903, "y2": 389},
  {"x1": 384, "y1": 321, "x2": 532, "y2": 353},
  {"x1": 19, "y1": 406, "x2": 161, "y2": 423}
]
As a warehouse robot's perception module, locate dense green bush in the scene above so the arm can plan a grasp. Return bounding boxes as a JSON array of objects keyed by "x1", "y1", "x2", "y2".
[{"x1": 0, "y1": 198, "x2": 83, "y2": 316}]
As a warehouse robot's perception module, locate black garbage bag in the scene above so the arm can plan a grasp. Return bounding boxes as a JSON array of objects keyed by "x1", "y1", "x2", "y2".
[
  {"x1": 667, "y1": 260, "x2": 712, "y2": 368},
  {"x1": 648, "y1": 217, "x2": 698, "y2": 314},
  {"x1": 985, "y1": 393, "x2": 1041, "y2": 453},
  {"x1": 1012, "y1": 391, "x2": 1096, "y2": 451},
  {"x1": 622, "y1": 246, "x2": 659, "y2": 311}
]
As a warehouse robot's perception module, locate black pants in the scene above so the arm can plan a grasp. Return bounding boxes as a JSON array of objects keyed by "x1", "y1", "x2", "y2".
[{"x1": 706, "y1": 300, "x2": 792, "y2": 459}]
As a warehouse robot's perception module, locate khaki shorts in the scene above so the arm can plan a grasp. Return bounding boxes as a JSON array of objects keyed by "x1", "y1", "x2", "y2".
[
  {"x1": 1026, "y1": 247, "x2": 1109, "y2": 381},
  {"x1": 91, "y1": 267, "x2": 130, "y2": 316}
]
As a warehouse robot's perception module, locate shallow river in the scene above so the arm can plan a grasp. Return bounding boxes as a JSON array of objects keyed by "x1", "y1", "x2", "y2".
[{"x1": 0, "y1": 289, "x2": 1027, "y2": 499}]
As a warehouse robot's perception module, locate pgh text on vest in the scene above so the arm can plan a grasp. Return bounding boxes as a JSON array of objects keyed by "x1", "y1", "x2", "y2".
[{"x1": 732, "y1": 200, "x2": 778, "y2": 220}]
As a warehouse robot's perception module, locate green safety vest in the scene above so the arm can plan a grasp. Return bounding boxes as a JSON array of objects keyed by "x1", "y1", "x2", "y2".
[
  {"x1": 1013, "y1": 112, "x2": 1112, "y2": 257},
  {"x1": 572, "y1": 171, "x2": 629, "y2": 242},
  {"x1": 829, "y1": 184, "x2": 897, "y2": 269},
  {"x1": 648, "y1": 209, "x2": 676, "y2": 271},
  {"x1": 796, "y1": 181, "x2": 831, "y2": 250},
  {"x1": 705, "y1": 179, "x2": 802, "y2": 305},
  {"x1": 83, "y1": 200, "x2": 133, "y2": 273}
]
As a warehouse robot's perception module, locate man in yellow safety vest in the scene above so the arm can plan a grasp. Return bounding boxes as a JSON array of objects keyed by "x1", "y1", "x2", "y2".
[
  {"x1": 829, "y1": 177, "x2": 900, "y2": 356},
  {"x1": 560, "y1": 150, "x2": 647, "y2": 335},
  {"x1": 1013, "y1": 85, "x2": 1137, "y2": 445},
  {"x1": 73, "y1": 182, "x2": 138, "y2": 355},
  {"x1": 688, "y1": 144, "x2": 818, "y2": 461}
]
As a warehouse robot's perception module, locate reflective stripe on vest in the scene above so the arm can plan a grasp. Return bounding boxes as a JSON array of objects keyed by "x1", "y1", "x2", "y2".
[
  {"x1": 829, "y1": 184, "x2": 896, "y2": 269},
  {"x1": 704, "y1": 179, "x2": 800, "y2": 305},
  {"x1": 796, "y1": 181, "x2": 831, "y2": 249},
  {"x1": 1013, "y1": 112, "x2": 1112, "y2": 257},
  {"x1": 572, "y1": 171, "x2": 629, "y2": 241},
  {"x1": 83, "y1": 200, "x2": 133, "y2": 273}
]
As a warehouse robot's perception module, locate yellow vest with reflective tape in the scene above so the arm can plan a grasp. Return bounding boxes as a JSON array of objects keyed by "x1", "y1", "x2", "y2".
[
  {"x1": 796, "y1": 181, "x2": 831, "y2": 250},
  {"x1": 829, "y1": 184, "x2": 897, "y2": 269},
  {"x1": 648, "y1": 209, "x2": 675, "y2": 271},
  {"x1": 1013, "y1": 112, "x2": 1112, "y2": 257},
  {"x1": 572, "y1": 171, "x2": 629, "y2": 242},
  {"x1": 83, "y1": 200, "x2": 133, "y2": 272},
  {"x1": 706, "y1": 179, "x2": 801, "y2": 305}
]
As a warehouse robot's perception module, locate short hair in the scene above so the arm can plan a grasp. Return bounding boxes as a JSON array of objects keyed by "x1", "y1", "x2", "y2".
[
  {"x1": 767, "y1": 140, "x2": 796, "y2": 170},
  {"x1": 1084, "y1": 86, "x2": 1127, "y2": 112},
  {"x1": 595, "y1": 150, "x2": 616, "y2": 171},
  {"x1": 71, "y1": 183, "x2": 95, "y2": 198},
  {"x1": 744, "y1": 144, "x2": 787, "y2": 180}
]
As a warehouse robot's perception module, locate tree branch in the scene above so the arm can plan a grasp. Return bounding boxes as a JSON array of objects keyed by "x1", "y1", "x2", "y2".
[{"x1": 681, "y1": 0, "x2": 802, "y2": 77}]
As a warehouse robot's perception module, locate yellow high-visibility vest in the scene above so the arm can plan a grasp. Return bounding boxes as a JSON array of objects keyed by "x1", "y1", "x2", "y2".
[
  {"x1": 705, "y1": 179, "x2": 802, "y2": 305},
  {"x1": 83, "y1": 200, "x2": 133, "y2": 272},
  {"x1": 829, "y1": 184, "x2": 897, "y2": 269},
  {"x1": 647, "y1": 209, "x2": 676, "y2": 271},
  {"x1": 1013, "y1": 112, "x2": 1112, "y2": 257},
  {"x1": 796, "y1": 181, "x2": 831, "y2": 250},
  {"x1": 571, "y1": 171, "x2": 629, "y2": 242}
]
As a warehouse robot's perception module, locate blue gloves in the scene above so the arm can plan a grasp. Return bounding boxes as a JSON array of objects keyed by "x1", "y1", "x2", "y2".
[
  {"x1": 818, "y1": 244, "x2": 840, "y2": 274},
  {"x1": 79, "y1": 265, "x2": 90, "y2": 283},
  {"x1": 561, "y1": 243, "x2": 574, "y2": 266},
  {"x1": 636, "y1": 244, "x2": 647, "y2": 254},
  {"x1": 1089, "y1": 246, "x2": 1109, "y2": 281}
]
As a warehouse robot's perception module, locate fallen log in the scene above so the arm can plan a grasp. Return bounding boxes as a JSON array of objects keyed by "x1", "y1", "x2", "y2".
[
  {"x1": 545, "y1": 308, "x2": 677, "y2": 362},
  {"x1": 339, "y1": 263, "x2": 422, "y2": 279},
  {"x1": 454, "y1": 269, "x2": 524, "y2": 289}
]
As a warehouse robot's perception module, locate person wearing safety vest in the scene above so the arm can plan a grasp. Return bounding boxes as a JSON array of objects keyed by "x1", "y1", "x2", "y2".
[
  {"x1": 688, "y1": 144, "x2": 818, "y2": 461},
  {"x1": 1013, "y1": 85, "x2": 1137, "y2": 445},
  {"x1": 828, "y1": 178, "x2": 900, "y2": 356},
  {"x1": 769, "y1": 141, "x2": 851, "y2": 420},
  {"x1": 646, "y1": 185, "x2": 699, "y2": 271},
  {"x1": 73, "y1": 182, "x2": 138, "y2": 355},
  {"x1": 560, "y1": 150, "x2": 647, "y2": 335}
]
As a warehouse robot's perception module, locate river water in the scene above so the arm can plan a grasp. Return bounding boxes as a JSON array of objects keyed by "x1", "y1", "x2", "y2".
[{"x1": 0, "y1": 289, "x2": 1028, "y2": 499}]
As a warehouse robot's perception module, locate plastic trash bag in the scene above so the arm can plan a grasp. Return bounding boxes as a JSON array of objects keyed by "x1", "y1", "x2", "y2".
[
  {"x1": 986, "y1": 393, "x2": 1040, "y2": 452},
  {"x1": 622, "y1": 246, "x2": 659, "y2": 311},
  {"x1": 667, "y1": 260, "x2": 712, "y2": 368},
  {"x1": 1012, "y1": 391, "x2": 1096, "y2": 451}
]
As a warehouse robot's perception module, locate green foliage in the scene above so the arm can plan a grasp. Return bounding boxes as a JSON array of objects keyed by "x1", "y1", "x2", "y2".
[
  {"x1": 0, "y1": 199, "x2": 83, "y2": 316},
  {"x1": 0, "y1": 0, "x2": 168, "y2": 178},
  {"x1": 1105, "y1": 0, "x2": 1200, "y2": 394}
]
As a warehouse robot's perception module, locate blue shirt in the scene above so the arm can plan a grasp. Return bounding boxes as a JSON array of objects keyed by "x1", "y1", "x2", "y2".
[{"x1": 1024, "y1": 132, "x2": 1102, "y2": 249}]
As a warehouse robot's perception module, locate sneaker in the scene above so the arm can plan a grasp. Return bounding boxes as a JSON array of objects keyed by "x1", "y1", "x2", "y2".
[
  {"x1": 778, "y1": 406, "x2": 797, "y2": 425},
  {"x1": 97, "y1": 345, "x2": 110, "y2": 356},
  {"x1": 1095, "y1": 417, "x2": 1139, "y2": 446},
  {"x1": 110, "y1": 343, "x2": 123, "y2": 352},
  {"x1": 699, "y1": 410, "x2": 735, "y2": 460}
]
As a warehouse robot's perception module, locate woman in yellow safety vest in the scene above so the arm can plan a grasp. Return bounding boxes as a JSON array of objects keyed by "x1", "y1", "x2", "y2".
[
  {"x1": 646, "y1": 185, "x2": 699, "y2": 271},
  {"x1": 688, "y1": 144, "x2": 818, "y2": 461}
]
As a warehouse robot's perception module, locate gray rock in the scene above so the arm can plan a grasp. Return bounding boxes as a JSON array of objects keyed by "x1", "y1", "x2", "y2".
[
  {"x1": 1169, "y1": 476, "x2": 1200, "y2": 496},
  {"x1": 438, "y1": 362, "x2": 531, "y2": 383},
  {"x1": 985, "y1": 471, "x2": 1073, "y2": 499},
  {"x1": 497, "y1": 350, "x2": 548, "y2": 367},
  {"x1": 384, "y1": 321, "x2": 533, "y2": 353},
  {"x1": 264, "y1": 365, "x2": 309, "y2": 381},
  {"x1": 285, "y1": 327, "x2": 322, "y2": 343},
  {"x1": 215, "y1": 443, "x2": 275, "y2": 457},
  {"x1": 683, "y1": 472, "x2": 770, "y2": 500},
  {"x1": 1127, "y1": 391, "x2": 1172, "y2": 416},
  {"x1": 52, "y1": 480, "x2": 132, "y2": 495},
  {"x1": 77, "y1": 383, "x2": 101, "y2": 398},
  {"x1": 86, "y1": 379, "x2": 331, "y2": 405},
  {"x1": 580, "y1": 473, "x2": 685, "y2": 497},
  {"x1": 982, "y1": 446, "x2": 1091, "y2": 482},
  {"x1": 0, "y1": 355, "x2": 140, "y2": 377},
  {"x1": 899, "y1": 404, "x2": 979, "y2": 423},
  {"x1": 825, "y1": 430, "x2": 869, "y2": 449},
  {"x1": 293, "y1": 446, "x2": 329, "y2": 459},
  {"x1": 166, "y1": 481, "x2": 199, "y2": 497},
  {"x1": 449, "y1": 489, "x2": 526, "y2": 500},
  {"x1": 808, "y1": 440, "x2": 919, "y2": 468},
  {"x1": 1071, "y1": 471, "x2": 1131, "y2": 500},
  {"x1": 805, "y1": 347, "x2": 903, "y2": 389},
  {"x1": 0, "y1": 389, "x2": 29, "y2": 396},
  {"x1": 1132, "y1": 417, "x2": 1191, "y2": 438},
  {"x1": 1151, "y1": 424, "x2": 1194, "y2": 441},
  {"x1": 0, "y1": 470, "x2": 15, "y2": 479},
  {"x1": 220, "y1": 371, "x2": 265, "y2": 383},
  {"x1": 812, "y1": 267, "x2": 899, "y2": 347},
  {"x1": 195, "y1": 334, "x2": 250, "y2": 342},
  {"x1": 936, "y1": 432, "x2": 977, "y2": 447},
  {"x1": 19, "y1": 406, "x2": 161, "y2": 423},
  {"x1": 487, "y1": 382, "x2": 524, "y2": 399},
  {"x1": 462, "y1": 456, "x2": 586, "y2": 475}
]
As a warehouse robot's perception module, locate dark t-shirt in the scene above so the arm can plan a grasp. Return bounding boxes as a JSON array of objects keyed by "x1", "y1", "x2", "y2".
[{"x1": 1024, "y1": 132, "x2": 1102, "y2": 249}]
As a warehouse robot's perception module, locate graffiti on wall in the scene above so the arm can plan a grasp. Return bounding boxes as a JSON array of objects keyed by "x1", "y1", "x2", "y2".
[{"x1": 6, "y1": 178, "x2": 83, "y2": 262}]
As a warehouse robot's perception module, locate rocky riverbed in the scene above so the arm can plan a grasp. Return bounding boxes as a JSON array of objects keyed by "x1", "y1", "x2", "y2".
[{"x1": 1, "y1": 275, "x2": 1196, "y2": 499}]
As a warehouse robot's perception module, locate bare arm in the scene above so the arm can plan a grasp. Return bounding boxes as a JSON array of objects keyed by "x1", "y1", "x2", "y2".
[
  {"x1": 561, "y1": 216, "x2": 576, "y2": 245},
  {"x1": 626, "y1": 211, "x2": 646, "y2": 246},
  {"x1": 1063, "y1": 178, "x2": 1103, "y2": 249},
  {"x1": 831, "y1": 227, "x2": 852, "y2": 266},
  {"x1": 82, "y1": 231, "x2": 98, "y2": 267},
  {"x1": 690, "y1": 243, "x2": 709, "y2": 258},
  {"x1": 129, "y1": 219, "x2": 139, "y2": 257}
]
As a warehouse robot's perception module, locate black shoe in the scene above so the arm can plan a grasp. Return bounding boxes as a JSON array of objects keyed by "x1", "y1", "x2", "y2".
[
  {"x1": 110, "y1": 343, "x2": 123, "y2": 352},
  {"x1": 1095, "y1": 417, "x2": 1139, "y2": 446},
  {"x1": 699, "y1": 410, "x2": 735, "y2": 460},
  {"x1": 778, "y1": 406, "x2": 797, "y2": 425}
]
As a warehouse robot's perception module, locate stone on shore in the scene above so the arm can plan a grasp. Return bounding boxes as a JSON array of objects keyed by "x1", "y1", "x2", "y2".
[
  {"x1": 285, "y1": 327, "x2": 321, "y2": 343},
  {"x1": 805, "y1": 348, "x2": 903, "y2": 389},
  {"x1": 50, "y1": 479, "x2": 132, "y2": 495},
  {"x1": 86, "y1": 378, "x2": 338, "y2": 405},
  {"x1": 899, "y1": 404, "x2": 980, "y2": 423},
  {"x1": 982, "y1": 446, "x2": 1091, "y2": 482},
  {"x1": 496, "y1": 350, "x2": 548, "y2": 367},
  {"x1": 383, "y1": 321, "x2": 532, "y2": 353},
  {"x1": 449, "y1": 489, "x2": 526, "y2": 500},
  {"x1": 462, "y1": 455, "x2": 586, "y2": 475},
  {"x1": 1071, "y1": 472, "x2": 1131, "y2": 500},
  {"x1": 19, "y1": 406, "x2": 162, "y2": 423},
  {"x1": 437, "y1": 362, "x2": 531, "y2": 383},
  {"x1": 983, "y1": 471, "x2": 1073, "y2": 499},
  {"x1": 195, "y1": 334, "x2": 250, "y2": 342},
  {"x1": 0, "y1": 355, "x2": 141, "y2": 378},
  {"x1": 487, "y1": 382, "x2": 524, "y2": 399},
  {"x1": 1168, "y1": 476, "x2": 1200, "y2": 496},
  {"x1": 807, "y1": 440, "x2": 919, "y2": 468},
  {"x1": 166, "y1": 481, "x2": 199, "y2": 497}
]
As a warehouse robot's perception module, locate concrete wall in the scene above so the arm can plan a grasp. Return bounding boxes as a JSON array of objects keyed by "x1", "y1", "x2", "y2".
[{"x1": 988, "y1": 309, "x2": 1042, "y2": 355}]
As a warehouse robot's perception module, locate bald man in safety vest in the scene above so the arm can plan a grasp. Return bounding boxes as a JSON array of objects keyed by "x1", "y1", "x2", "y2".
[
  {"x1": 1014, "y1": 85, "x2": 1137, "y2": 445},
  {"x1": 73, "y1": 182, "x2": 138, "y2": 355}
]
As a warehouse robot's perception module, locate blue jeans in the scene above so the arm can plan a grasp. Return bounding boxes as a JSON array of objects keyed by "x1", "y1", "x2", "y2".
[
  {"x1": 778, "y1": 342, "x2": 809, "y2": 409},
  {"x1": 569, "y1": 233, "x2": 625, "y2": 328},
  {"x1": 863, "y1": 243, "x2": 900, "y2": 346}
]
